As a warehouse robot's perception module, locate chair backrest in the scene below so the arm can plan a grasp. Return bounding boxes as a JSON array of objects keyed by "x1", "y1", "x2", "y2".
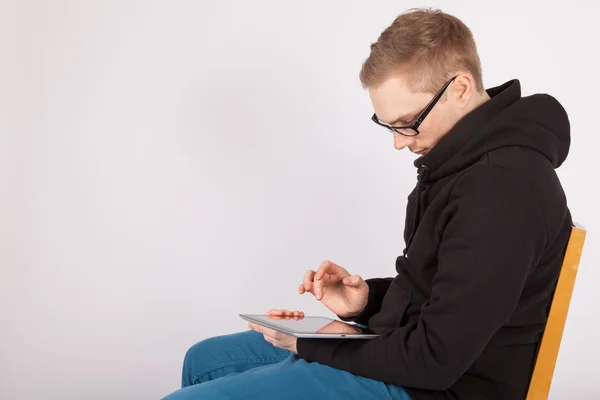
[{"x1": 525, "y1": 222, "x2": 587, "y2": 400}]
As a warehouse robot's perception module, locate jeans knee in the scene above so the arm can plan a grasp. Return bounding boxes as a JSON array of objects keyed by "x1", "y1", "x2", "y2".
[
  {"x1": 181, "y1": 331, "x2": 266, "y2": 387},
  {"x1": 183, "y1": 340, "x2": 203, "y2": 367},
  {"x1": 182, "y1": 338, "x2": 213, "y2": 387}
]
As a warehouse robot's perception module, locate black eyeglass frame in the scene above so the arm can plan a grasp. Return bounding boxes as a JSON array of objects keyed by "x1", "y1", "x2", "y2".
[{"x1": 371, "y1": 76, "x2": 458, "y2": 136}]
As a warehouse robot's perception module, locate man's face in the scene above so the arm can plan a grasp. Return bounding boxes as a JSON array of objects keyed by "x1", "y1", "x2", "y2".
[{"x1": 369, "y1": 74, "x2": 460, "y2": 156}]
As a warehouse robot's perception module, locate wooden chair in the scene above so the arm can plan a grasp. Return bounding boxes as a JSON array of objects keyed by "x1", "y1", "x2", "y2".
[{"x1": 525, "y1": 223, "x2": 587, "y2": 400}]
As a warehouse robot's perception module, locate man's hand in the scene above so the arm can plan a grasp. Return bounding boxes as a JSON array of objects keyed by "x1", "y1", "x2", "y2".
[
  {"x1": 299, "y1": 260, "x2": 369, "y2": 319},
  {"x1": 247, "y1": 309, "x2": 303, "y2": 353}
]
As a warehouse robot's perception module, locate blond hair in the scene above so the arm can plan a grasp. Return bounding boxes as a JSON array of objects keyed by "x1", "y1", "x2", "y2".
[{"x1": 359, "y1": 8, "x2": 484, "y2": 94}]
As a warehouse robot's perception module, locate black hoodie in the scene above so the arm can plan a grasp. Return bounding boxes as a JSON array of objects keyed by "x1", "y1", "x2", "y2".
[{"x1": 296, "y1": 80, "x2": 573, "y2": 400}]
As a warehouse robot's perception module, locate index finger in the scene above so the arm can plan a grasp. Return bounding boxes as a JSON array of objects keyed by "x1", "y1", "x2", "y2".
[{"x1": 315, "y1": 260, "x2": 344, "y2": 281}]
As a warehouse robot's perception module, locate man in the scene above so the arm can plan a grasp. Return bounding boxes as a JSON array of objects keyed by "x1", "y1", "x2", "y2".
[{"x1": 163, "y1": 7, "x2": 572, "y2": 400}]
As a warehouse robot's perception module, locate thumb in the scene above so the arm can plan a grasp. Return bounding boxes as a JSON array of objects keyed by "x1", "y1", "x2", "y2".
[{"x1": 343, "y1": 274, "x2": 362, "y2": 287}]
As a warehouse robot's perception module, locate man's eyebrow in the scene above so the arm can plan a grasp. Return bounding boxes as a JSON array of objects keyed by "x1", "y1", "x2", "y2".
[{"x1": 385, "y1": 112, "x2": 417, "y2": 126}]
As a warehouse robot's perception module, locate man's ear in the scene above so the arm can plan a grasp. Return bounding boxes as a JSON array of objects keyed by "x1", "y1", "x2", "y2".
[{"x1": 452, "y1": 74, "x2": 474, "y2": 108}]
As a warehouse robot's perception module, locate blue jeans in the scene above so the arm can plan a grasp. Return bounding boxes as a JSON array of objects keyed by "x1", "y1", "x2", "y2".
[{"x1": 161, "y1": 330, "x2": 411, "y2": 400}]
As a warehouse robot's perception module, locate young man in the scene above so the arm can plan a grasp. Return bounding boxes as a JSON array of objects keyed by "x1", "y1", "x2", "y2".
[{"x1": 163, "y1": 8, "x2": 572, "y2": 400}]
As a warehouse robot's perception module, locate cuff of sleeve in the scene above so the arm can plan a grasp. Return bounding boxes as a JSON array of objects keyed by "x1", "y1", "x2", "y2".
[
  {"x1": 296, "y1": 337, "x2": 347, "y2": 364},
  {"x1": 296, "y1": 337, "x2": 318, "y2": 362}
]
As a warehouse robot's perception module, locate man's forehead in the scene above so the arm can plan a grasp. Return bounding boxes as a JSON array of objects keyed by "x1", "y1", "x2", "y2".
[
  {"x1": 371, "y1": 75, "x2": 412, "y2": 99},
  {"x1": 369, "y1": 76, "x2": 424, "y2": 124}
]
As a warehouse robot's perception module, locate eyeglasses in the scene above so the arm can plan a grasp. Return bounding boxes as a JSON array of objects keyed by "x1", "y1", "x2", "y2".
[{"x1": 371, "y1": 76, "x2": 457, "y2": 136}]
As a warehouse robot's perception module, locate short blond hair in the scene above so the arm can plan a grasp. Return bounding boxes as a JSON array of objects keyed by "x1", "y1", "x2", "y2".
[{"x1": 359, "y1": 8, "x2": 484, "y2": 94}]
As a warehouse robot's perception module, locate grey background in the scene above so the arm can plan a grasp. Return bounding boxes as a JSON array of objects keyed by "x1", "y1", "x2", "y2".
[{"x1": 1, "y1": 0, "x2": 598, "y2": 399}]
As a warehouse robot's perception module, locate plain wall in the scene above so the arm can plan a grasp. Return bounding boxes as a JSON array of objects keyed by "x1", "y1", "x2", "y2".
[{"x1": 1, "y1": 1, "x2": 599, "y2": 399}]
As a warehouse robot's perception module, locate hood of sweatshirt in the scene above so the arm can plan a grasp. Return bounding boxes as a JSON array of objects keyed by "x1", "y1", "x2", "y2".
[
  {"x1": 402, "y1": 79, "x2": 570, "y2": 256},
  {"x1": 416, "y1": 79, "x2": 570, "y2": 180}
]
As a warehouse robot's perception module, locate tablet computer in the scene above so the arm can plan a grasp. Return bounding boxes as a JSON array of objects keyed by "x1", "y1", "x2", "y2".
[{"x1": 239, "y1": 314, "x2": 379, "y2": 339}]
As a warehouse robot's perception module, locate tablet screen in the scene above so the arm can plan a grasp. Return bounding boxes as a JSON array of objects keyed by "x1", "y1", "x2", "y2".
[{"x1": 241, "y1": 314, "x2": 376, "y2": 335}]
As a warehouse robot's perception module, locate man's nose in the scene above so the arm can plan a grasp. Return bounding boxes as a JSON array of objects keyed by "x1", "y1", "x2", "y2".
[{"x1": 393, "y1": 131, "x2": 415, "y2": 150}]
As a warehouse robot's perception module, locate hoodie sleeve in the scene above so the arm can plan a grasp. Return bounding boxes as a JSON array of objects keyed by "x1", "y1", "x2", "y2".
[
  {"x1": 337, "y1": 278, "x2": 393, "y2": 325},
  {"x1": 296, "y1": 165, "x2": 547, "y2": 390}
]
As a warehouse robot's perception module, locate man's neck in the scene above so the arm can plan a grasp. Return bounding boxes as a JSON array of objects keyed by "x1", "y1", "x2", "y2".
[{"x1": 468, "y1": 90, "x2": 491, "y2": 113}]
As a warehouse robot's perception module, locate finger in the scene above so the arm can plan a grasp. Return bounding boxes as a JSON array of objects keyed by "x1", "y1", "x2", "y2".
[
  {"x1": 266, "y1": 309, "x2": 289, "y2": 316},
  {"x1": 248, "y1": 322, "x2": 261, "y2": 332},
  {"x1": 315, "y1": 261, "x2": 346, "y2": 286},
  {"x1": 265, "y1": 310, "x2": 304, "y2": 318},
  {"x1": 249, "y1": 323, "x2": 278, "y2": 338},
  {"x1": 281, "y1": 310, "x2": 304, "y2": 318},
  {"x1": 298, "y1": 283, "x2": 305, "y2": 294},
  {"x1": 314, "y1": 262, "x2": 334, "y2": 300},
  {"x1": 279, "y1": 311, "x2": 297, "y2": 319},
  {"x1": 315, "y1": 261, "x2": 350, "y2": 299},
  {"x1": 343, "y1": 274, "x2": 363, "y2": 287},
  {"x1": 259, "y1": 324, "x2": 280, "y2": 338},
  {"x1": 263, "y1": 332, "x2": 283, "y2": 347},
  {"x1": 303, "y1": 270, "x2": 316, "y2": 293},
  {"x1": 263, "y1": 335, "x2": 276, "y2": 345},
  {"x1": 313, "y1": 276, "x2": 323, "y2": 301},
  {"x1": 267, "y1": 309, "x2": 288, "y2": 316},
  {"x1": 315, "y1": 260, "x2": 342, "y2": 281}
]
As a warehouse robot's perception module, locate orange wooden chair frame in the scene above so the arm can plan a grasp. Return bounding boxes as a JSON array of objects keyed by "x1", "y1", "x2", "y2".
[{"x1": 525, "y1": 223, "x2": 587, "y2": 399}]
